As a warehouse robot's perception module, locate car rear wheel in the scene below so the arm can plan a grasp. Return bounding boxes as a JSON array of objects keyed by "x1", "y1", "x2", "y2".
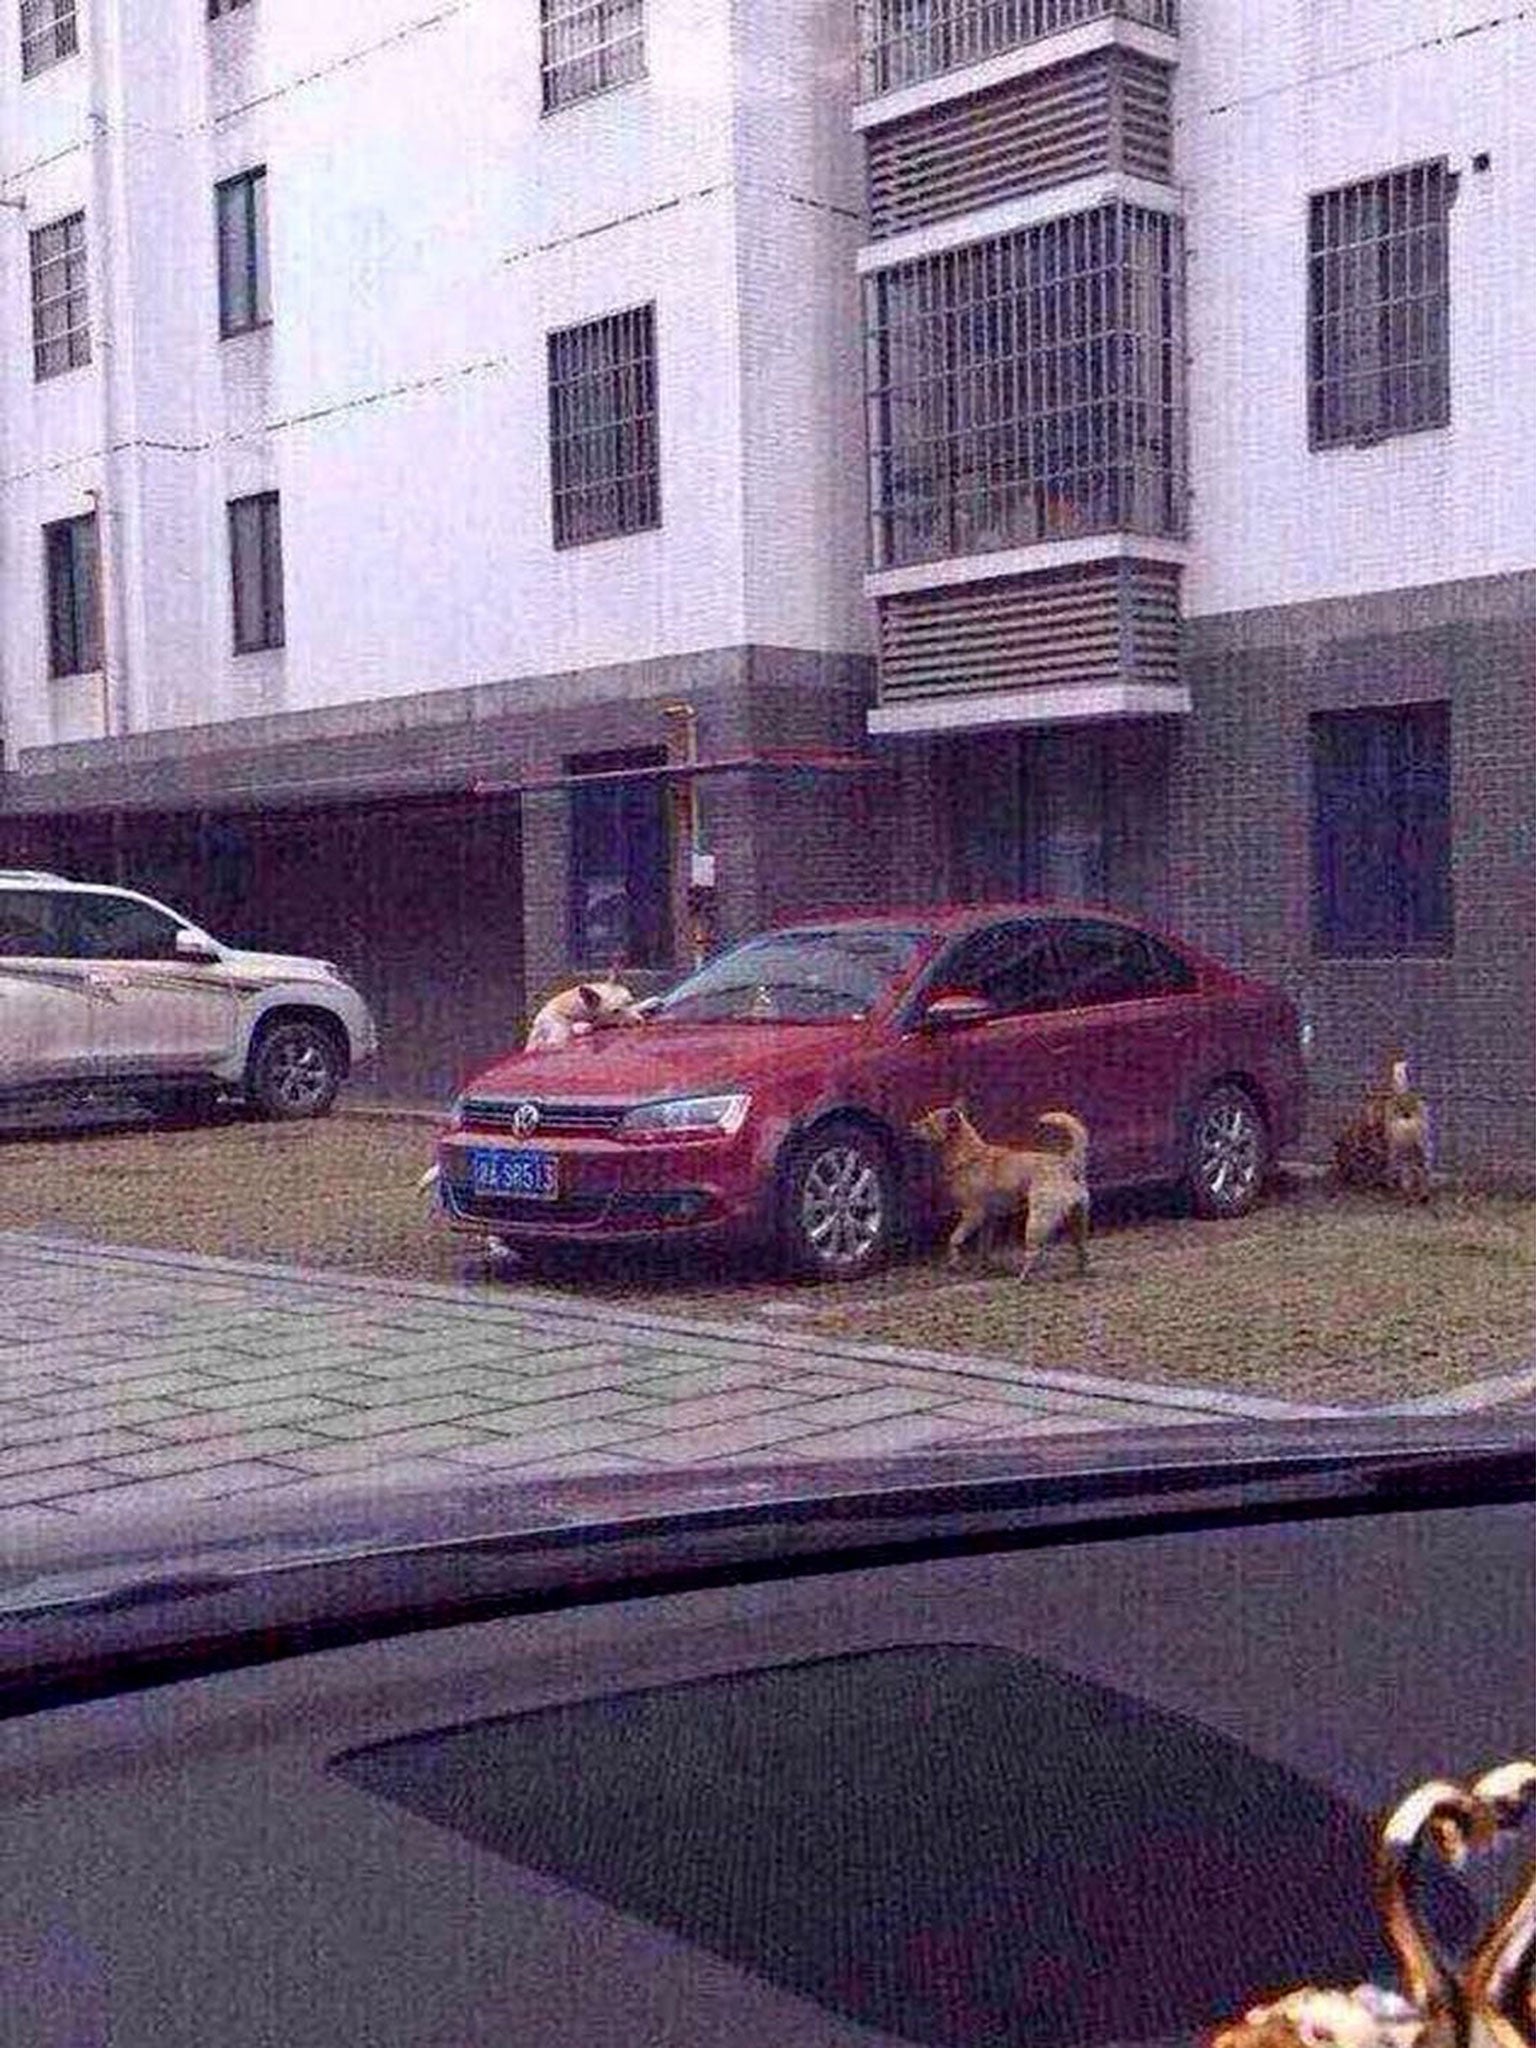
[
  {"x1": 780, "y1": 1118, "x2": 897, "y2": 1281},
  {"x1": 1185, "y1": 1083, "x2": 1269, "y2": 1219},
  {"x1": 246, "y1": 1018, "x2": 344, "y2": 1121}
]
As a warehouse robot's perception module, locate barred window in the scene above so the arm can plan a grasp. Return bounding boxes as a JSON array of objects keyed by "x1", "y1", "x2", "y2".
[
  {"x1": 548, "y1": 305, "x2": 660, "y2": 548},
  {"x1": 44, "y1": 513, "x2": 101, "y2": 678},
  {"x1": 540, "y1": 0, "x2": 645, "y2": 114},
  {"x1": 866, "y1": 206, "x2": 1184, "y2": 569},
  {"x1": 858, "y1": 0, "x2": 1175, "y2": 98},
  {"x1": 30, "y1": 211, "x2": 89, "y2": 381},
  {"x1": 1312, "y1": 704, "x2": 1451, "y2": 956},
  {"x1": 1308, "y1": 161, "x2": 1451, "y2": 449},
  {"x1": 20, "y1": 0, "x2": 77, "y2": 77},
  {"x1": 228, "y1": 492, "x2": 285, "y2": 653},
  {"x1": 216, "y1": 167, "x2": 270, "y2": 336}
]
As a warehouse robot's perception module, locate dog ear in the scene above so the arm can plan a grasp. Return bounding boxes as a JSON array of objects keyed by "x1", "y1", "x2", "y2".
[{"x1": 575, "y1": 984, "x2": 603, "y2": 1014}]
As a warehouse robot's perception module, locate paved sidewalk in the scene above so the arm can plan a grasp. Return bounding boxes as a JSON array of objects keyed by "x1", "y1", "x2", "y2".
[{"x1": 0, "y1": 1229, "x2": 1351, "y2": 1537}]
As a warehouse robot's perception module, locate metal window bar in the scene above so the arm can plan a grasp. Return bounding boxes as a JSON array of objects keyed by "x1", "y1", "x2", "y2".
[
  {"x1": 20, "y1": 0, "x2": 77, "y2": 77},
  {"x1": 29, "y1": 211, "x2": 89, "y2": 380},
  {"x1": 1308, "y1": 159, "x2": 1450, "y2": 448},
  {"x1": 540, "y1": 0, "x2": 645, "y2": 114},
  {"x1": 229, "y1": 493, "x2": 284, "y2": 654},
  {"x1": 857, "y1": 0, "x2": 1175, "y2": 99},
  {"x1": 866, "y1": 204, "x2": 1184, "y2": 568},
  {"x1": 548, "y1": 304, "x2": 660, "y2": 548},
  {"x1": 44, "y1": 514, "x2": 101, "y2": 678},
  {"x1": 216, "y1": 168, "x2": 270, "y2": 336}
]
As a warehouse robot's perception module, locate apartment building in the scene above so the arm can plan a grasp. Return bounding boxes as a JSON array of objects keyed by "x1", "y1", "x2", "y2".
[
  {"x1": 0, "y1": 0, "x2": 877, "y2": 1100},
  {"x1": 856, "y1": 0, "x2": 1536, "y2": 1177},
  {"x1": 1, "y1": 1, "x2": 1531, "y2": 1172}
]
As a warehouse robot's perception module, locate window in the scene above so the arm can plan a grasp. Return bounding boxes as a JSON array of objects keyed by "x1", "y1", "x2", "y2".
[
  {"x1": 857, "y1": 0, "x2": 1176, "y2": 98},
  {"x1": 216, "y1": 167, "x2": 270, "y2": 336},
  {"x1": 20, "y1": 0, "x2": 77, "y2": 77},
  {"x1": 1308, "y1": 160, "x2": 1451, "y2": 448},
  {"x1": 0, "y1": 892, "x2": 60, "y2": 957},
  {"x1": 548, "y1": 304, "x2": 660, "y2": 548},
  {"x1": 932, "y1": 919, "x2": 1064, "y2": 1015},
  {"x1": 1053, "y1": 919, "x2": 1194, "y2": 1004},
  {"x1": 540, "y1": 0, "x2": 645, "y2": 112},
  {"x1": 228, "y1": 492, "x2": 285, "y2": 653},
  {"x1": 44, "y1": 513, "x2": 101, "y2": 678},
  {"x1": 30, "y1": 211, "x2": 89, "y2": 380},
  {"x1": 66, "y1": 893, "x2": 182, "y2": 962},
  {"x1": 1312, "y1": 704, "x2": 1451, "y2": 956},
  {"x1": 867, "y1": 206, "x2": 1184, "y2": 567},
  {"x1": 208, "y1": 0, "x2": 254, "y2": 16},
  {"x1": 568, "y1": 748, "x2": 671, "y2": 968}
]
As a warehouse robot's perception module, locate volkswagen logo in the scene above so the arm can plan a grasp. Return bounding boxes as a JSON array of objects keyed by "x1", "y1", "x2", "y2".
[{"x1": 509, "y1": 1101, "x2": 540, "y2": 1138}]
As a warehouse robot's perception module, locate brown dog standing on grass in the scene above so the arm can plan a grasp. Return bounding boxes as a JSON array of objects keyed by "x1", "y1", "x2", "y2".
[
  {"x1": 1332, "y1": 1051, "x2": 1431, "y2": 1201},
  {"x1": 910, "y1": 1102, "x2": 1090, "y2": 1278}
]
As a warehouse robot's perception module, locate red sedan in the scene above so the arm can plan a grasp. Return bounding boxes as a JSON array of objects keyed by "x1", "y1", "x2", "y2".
[{"x1": 436, "y1": 905, "x2": 1306, "y2": 1280}]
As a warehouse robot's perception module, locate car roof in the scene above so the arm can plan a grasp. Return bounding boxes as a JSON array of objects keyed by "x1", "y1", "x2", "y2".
[{"x1": 769, "y1": 902, "x2": 1157, "y2": 938}]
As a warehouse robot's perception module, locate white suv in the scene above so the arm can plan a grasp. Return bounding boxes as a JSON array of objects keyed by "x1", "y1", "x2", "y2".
[{"x1": 0, "y1": 872, "x2": 377, "y2": 1121}]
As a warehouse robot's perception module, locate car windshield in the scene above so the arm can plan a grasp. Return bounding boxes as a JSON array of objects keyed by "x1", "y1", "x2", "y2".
[{"x1": 653, "y1": 925, "x2": 933, "y2": 1022}]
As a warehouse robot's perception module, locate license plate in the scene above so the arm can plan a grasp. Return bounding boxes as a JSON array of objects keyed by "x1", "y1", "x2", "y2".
[{"x1": 467, "y1": 1147, "x2": 558, "y2": 1200}]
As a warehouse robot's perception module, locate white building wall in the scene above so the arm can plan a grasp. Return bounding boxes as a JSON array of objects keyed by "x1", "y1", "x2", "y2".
[
  {"x1": 1180, "y1": 0, "x2": 1536, "y2": 618},
  {"x1": 6, "y1": 0, "x2": 863, "y2": 758},
  {"x1": 731, "y1": 0, "x2": 872, "y2": 656}
]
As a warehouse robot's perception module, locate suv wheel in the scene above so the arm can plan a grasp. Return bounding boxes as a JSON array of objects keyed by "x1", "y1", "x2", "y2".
[
  {"x1": 246, "y1": 1018, "x2": 344, "y2": 1121},
  {"x1": 1185, "y1": 1083, "x2": 1269, "y2": 1219},
  {"x1": 780, "y1": 1117, "x2": 897, "y2": 1281}
]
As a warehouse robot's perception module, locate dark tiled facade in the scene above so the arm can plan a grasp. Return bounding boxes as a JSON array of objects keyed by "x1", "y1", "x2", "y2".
[{"x1": 1175, "y1": 573, "x2": 1536, "y2": 1182}]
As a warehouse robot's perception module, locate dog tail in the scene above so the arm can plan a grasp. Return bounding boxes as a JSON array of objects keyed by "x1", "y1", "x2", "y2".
[{"x1": 1034, "y1": 1111, "x2": 1088, "y2": 1175}]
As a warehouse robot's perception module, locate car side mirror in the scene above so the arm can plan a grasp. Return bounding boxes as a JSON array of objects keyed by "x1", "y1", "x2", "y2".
[
  {"x1": 174, "y1": 929, "x2": 221, "y2": 963},
  {"x1": 919, "y1": 991, "x2": 994, "y2": 1030}
]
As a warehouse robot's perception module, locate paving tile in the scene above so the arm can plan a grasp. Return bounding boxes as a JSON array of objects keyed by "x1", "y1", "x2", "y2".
[
  {"x1": 0, "y1": 1430, "x2": 157, "y2": 1480},
  {"x1": 273, "y1": 1425, "x2": 507, "y2": 1473},
  {"x1": 732, "y1": 1411, "x2": 991, "y2": 1461},
  {"x1": 65, "y1": 1461, "x2": 301, "y2": 1512},
  {"x1": 436, "y1": 1415, "x2": 655, "y2": 1464},
  {"x1": 628, "y1": 1385, "x2": 808, "y2": 1429},
  {"x1": 299, "y1": 1394, "x2": 513, "y2": 1440}
]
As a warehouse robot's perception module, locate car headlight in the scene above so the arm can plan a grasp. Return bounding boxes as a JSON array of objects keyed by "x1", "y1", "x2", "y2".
[{"x1": 621, "y1": 1093, "x2": 751, "y2": 1137}]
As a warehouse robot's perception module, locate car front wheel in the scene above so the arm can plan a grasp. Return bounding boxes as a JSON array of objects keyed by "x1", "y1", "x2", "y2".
[
  {"x1": 1185, "y1": 1083, "x2": 1269, "y2": 1219},
  {"x1": 780, "y1": 1117, "x2": 898, "y2": 1281},
  {"x1": 246, "y1": 1018, "x2": 344, "y2": 1121}
]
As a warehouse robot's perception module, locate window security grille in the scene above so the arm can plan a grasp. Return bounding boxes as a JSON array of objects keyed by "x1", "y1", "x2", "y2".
[
  {"x1": 540, "y1": 0, "x2": 645, "y2": 113},
  {"x1": 548, "y1": 305, "x2": 660, "y2": 548},
  {"x1": 866, "y1": 206, "x2": 1184, "y2": 569},
  {"x1": 1311, "y1": 704, "x2": 1451, "y2": 956},
  {"x1": 1308, "y1": 160, "x2": 1450, "y2": 449},
  {"x1": 44, "y1": 513, "x2": 101, "y2": 678},
  {"x1": 858, "y1": 0, "x2": 1175, "y2": 99},
  {"x1": 216, "y1": 167, "x2": 270, "y2": 336},
  {"x1": 20, "y1": 0, "x2": 77, "y2": 77},
  {"x1": 228, "y1": 493, "x2": 285, "y2": 653},
  {"x1": 30, "y1": 211, "x2": 89, "y2": 380}
]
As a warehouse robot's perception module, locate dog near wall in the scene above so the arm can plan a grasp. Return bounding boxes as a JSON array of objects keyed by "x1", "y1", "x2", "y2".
[{"x1": 1332, "y1": 1051, "x2": 1431, "y2": 1202}]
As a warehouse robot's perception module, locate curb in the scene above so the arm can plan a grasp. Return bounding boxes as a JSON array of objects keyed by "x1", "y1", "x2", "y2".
[{"x1": 0, "y1": 1228, "x2": 1344, "y2": 1424}]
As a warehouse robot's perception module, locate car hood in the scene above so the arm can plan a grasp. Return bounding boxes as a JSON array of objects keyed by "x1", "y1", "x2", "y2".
[
  {"x1": 213, "y1": 945, "x2": 344, "y2": 985},
  {"x1": 460, "y1": 1017, "x2": 871, "y2": 1102}
]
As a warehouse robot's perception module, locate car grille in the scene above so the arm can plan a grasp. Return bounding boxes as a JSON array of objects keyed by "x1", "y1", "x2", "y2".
[
  {"x1": 457, "y1": 1096, "x2": 627, "y2": 1136},
  {"x1": 442, "y1": 1185, "x2": 709, "y2": 1229}
]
